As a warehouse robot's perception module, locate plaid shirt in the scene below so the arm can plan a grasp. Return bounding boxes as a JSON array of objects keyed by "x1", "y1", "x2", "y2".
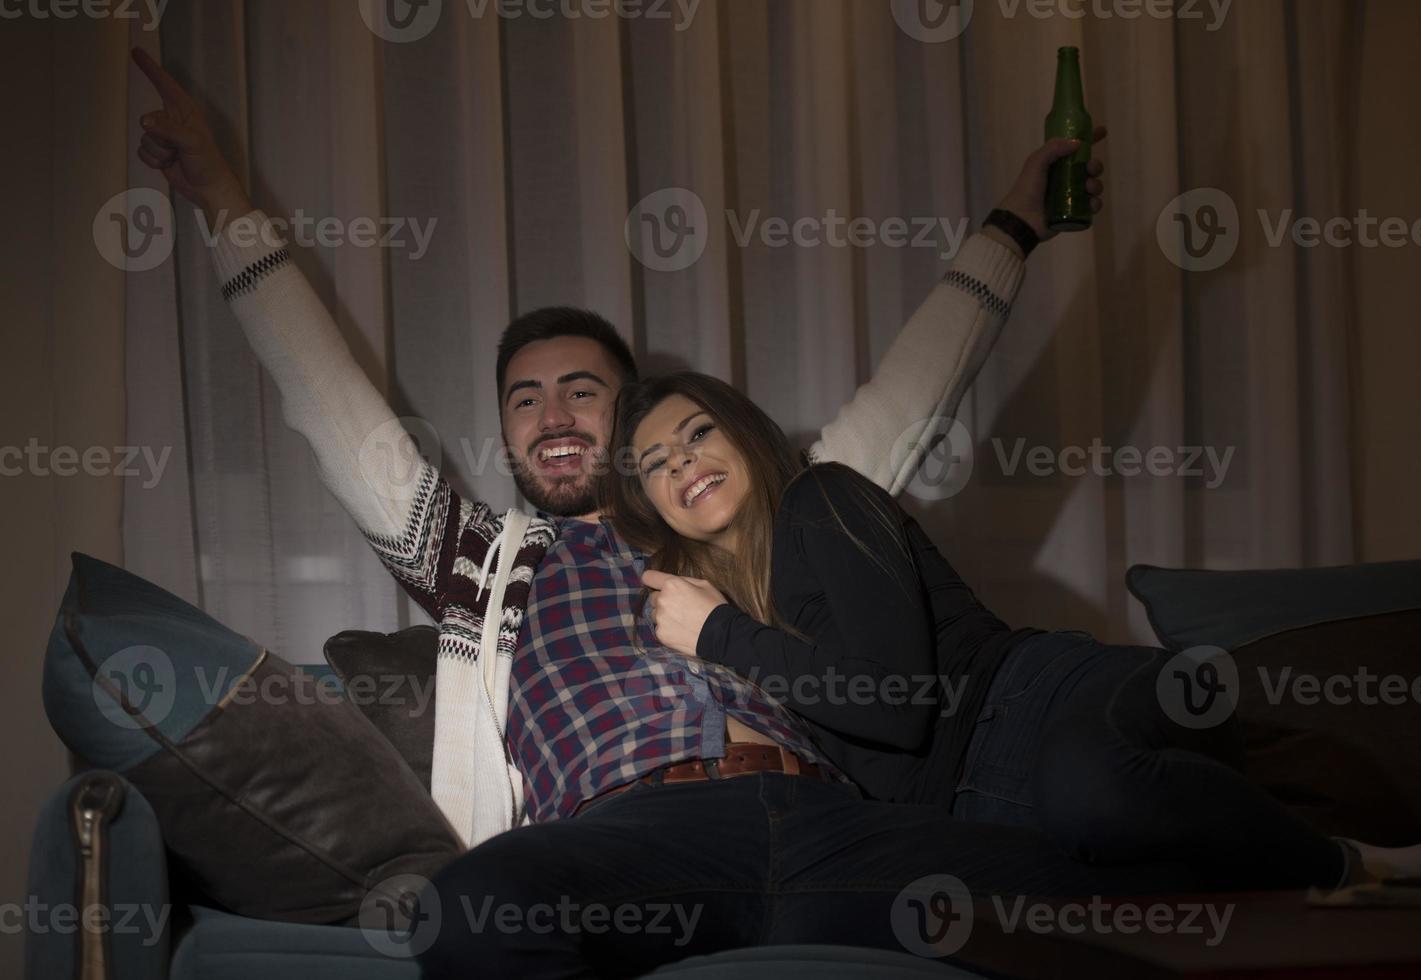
[{"x1": 507, "y1": 515, "x2": 848, "y2": 824}]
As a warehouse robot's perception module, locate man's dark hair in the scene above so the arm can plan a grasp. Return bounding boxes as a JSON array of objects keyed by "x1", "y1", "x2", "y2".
[{"x1": 495, "y1": 306, "x2": 638, "y2": 399}]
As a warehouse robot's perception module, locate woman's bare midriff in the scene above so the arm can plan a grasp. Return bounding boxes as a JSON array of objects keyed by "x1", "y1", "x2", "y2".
[{"x1": 726, "y1": 716, "x2": 778, "y2": 745}]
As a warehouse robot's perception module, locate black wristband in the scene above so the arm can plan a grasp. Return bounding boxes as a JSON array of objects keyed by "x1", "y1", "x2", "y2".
[{"x1": 984, "y1": 208, "x2": 1040, "y2": 258}]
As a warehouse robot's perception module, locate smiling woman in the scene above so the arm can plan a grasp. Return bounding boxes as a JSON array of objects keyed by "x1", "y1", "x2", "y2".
[
  {"x1": 634, "y1": 396, "x2": 744, "y2": 543},
  {"x1": 601, "y1": 372, "x2": 805, "y2": 630},
  {"x1": 600, "y1": 371, "x2": 1421, "y2": 897}
]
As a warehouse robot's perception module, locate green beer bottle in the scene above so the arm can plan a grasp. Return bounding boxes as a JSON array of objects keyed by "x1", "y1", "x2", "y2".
[{"x1": 1044, "y1": 46, "x2": 1093, "y2": 232}]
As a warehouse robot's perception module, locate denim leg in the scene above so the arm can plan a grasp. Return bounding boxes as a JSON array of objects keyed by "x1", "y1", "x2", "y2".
[
  {"x1": 768, "y1": 775, "x2": 1213, "y2": 959},
  {"x1": 949, "y1": 630, "x2": 1147, "y2": 826},
  {"x1": 1031, "y1": 646, "x2": 1347, "y2": 889}
]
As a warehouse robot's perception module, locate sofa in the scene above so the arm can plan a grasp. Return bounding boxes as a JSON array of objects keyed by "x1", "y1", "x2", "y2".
[{"x1": 23, "y1": 553, "x2": 1421, "y2": 979}]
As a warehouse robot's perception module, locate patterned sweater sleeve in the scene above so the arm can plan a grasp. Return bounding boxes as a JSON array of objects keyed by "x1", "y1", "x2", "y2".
[
  {"x1": 209, "y1": 209, "x2": 488, "y2": 618},
  {"x1": 808, "y1": 231, "x2": 1025, "y2": 495}
]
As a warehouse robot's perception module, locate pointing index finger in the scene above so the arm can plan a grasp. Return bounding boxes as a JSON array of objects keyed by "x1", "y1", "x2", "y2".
[{"x1": 132, "y1": 46, "x2": 191, "y2": 108}]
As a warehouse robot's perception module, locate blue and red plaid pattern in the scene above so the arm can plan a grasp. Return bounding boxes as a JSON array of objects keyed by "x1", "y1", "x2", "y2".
[{"x1": 507, "y1": 516, "x2": 848, "y2": 824}]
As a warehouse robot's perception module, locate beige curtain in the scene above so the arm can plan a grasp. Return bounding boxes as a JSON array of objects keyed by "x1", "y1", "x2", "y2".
[
  {"x1": 109, "y1": 0, "x2": 1420, "y2": 660},
  {"x1": 4, "y1": 5, "x2": 1421, "y2": 971}
]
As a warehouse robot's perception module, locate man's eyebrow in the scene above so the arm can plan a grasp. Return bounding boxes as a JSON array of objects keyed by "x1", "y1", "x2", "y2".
[
  {"x1": 637, "y1": 411, "x2": 708, "y2": 466},
  {"x1": 504, "y1": 379, "x2": 541, "y2": 403},
  {"x1": 505, "y1": 371, "x2": 611, "y2": 404},
  {"x1": 557, "y1": 371, "x2": 611, "y2": 388}
]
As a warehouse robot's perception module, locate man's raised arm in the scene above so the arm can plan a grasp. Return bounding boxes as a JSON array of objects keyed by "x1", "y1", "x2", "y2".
[
  {"x1": 131, "y1": 48, "x2": 481, "y2": 617},
  {"x1": 810, "y1": 131, "x2": 1108, "y2": 496}
]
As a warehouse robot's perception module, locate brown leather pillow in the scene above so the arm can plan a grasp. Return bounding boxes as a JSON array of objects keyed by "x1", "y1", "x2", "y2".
[
  {"x1": 323, "y1": 626, "x2": 438, "y2": 792},
  {"x1": 44, "y1": 553, "x2": 462, "y2": 926},
  {"x1": 1234, "y1": 610, "x2": 1421, "y2": 845}
]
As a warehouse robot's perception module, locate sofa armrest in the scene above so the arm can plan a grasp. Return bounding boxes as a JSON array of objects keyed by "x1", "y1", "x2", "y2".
[{"x1": 25, "y1": 770, "x2": 172, "y2": 980}]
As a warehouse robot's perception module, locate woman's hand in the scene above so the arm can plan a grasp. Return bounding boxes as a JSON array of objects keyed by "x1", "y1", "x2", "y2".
[
  {"x1": 130, "y1": 47, "x2": 251, "y2": 228},
  {"x1": 993, "y1": 124, "x2": 1109, "y2": 246},
  {"x1": 641, "y1": 569, "x2": 729, "y2": 658}
]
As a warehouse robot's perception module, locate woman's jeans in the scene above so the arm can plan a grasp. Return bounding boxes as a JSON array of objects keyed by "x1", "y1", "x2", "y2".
[{"x1": 950, "y1": 630, "x2": 1346, "y2": 889}]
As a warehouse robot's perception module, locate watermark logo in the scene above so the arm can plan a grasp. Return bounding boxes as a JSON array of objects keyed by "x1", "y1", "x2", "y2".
[
  {"x1": 891, "y1": 417, "x2": 975, "y2": 503},
  {"x1": 892, "y1": 0, "x2": 1231, "y2": 38},
  {"x1": 993, "y1": 438, "x2": 1235, "y2": 489},
  {"x1": 626, "y1": 187, "x2": 708, "y2": 273},
  {"x1": 1256, "y1": 208, "x2": 1421, "y2": 251},
  {"x1": 362, "y1": 874, "x2": 706, "y2": 954},
  {"x1": 1257, "y1": 665, "x2": 1421, "y2": 709},
  {"x1": 465, "y1": 0, "x2": 701, "y2": 29},
  {"x1": 92, "y1": 645, "x2": 177, "y2": 730},
  {"x1": 360, "y1": 873, "x2": 438, "y2": 958},
  {"x1": 1156, "y1": 645, "x2": 1238, "y2": 729},
  {"x1": 1157, "y1": 188, "x2": 1240, "y2": 273},
  {"x1": 361, "y1": 0, "x2": 701, "y2": 42},
  {"x1": 4, "y1": 898, "x2": 172, "y2": 944},
  {"x1": 993, "y1": 895, "x2": 1234, "y2": 946},
  {"x1": 1159, "y1": 190, "x2": 1420, "y2": 271},
  {"x1": 726, "y1": 210, "x2": 970, "y2": 261},
  {"x1": 994, "y1": 0, "x2": 1231, "y2": 31},
  {"x1": 1, "y1": 0, "x2": 170, "y2": 30},
  {"x1": 741, "y1": 666, "x2": 973, "y2": 720},
  {"x1": 197, "y1": 208, "x2": 438, "y2": 261},
  {"x1": 891, "y1": 0, "x2": 974, "y2": 43},
  {"x1": 358, "y1": 0, "x2": 444, "y2": 42},
  {"x1": 0, "y1": 440, "x2": 173, "y2": 487},
  {"x1": 626, "y1": 191, "x2": 974, "y2": 271},
  {"x1": 93, "y1": 188, "x2": 173, "y2": 272},
  {"x1": 891, "y1": 873, "x2": 974, "y2": 957}
]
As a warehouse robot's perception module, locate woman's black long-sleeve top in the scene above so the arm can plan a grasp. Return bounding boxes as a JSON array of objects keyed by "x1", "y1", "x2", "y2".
[{"x1": 695, "y1": 463, "x2": 1040, "y2": 804}]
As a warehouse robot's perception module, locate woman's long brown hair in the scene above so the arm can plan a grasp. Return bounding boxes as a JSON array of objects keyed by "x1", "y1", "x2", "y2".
[{"x1": 599, "y1": 372, "x2": 911, "y2": 639}]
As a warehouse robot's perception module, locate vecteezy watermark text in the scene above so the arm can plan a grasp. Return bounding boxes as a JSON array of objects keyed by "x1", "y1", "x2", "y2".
[
  {"x1": 625, "y1": 188, "x2": 975, "y2": 273},
  {"x1": 0, "y1": 0, "x2": 168, "y2": 30},
  {"x1": 457, "y1": 894, "x2": 702, "y2": 945},
  {"x1": 1159, "y1": 189, "x2": 1421, "y2": 272},
  {"x1": 357, "y1": 873, "x2": 704, "y2": 959},
  {"x1": 993, "y1": 438, "x2": 1235, "y2": 490},
  {"x1": 739, "y1": 666, "x2": 974, "y2": 719},
  {"x1": 725, "y1": 210, "x2": 971, "y2": 261},
  {"x1": 358, "y1": 0, "x2": 701, "y2": 43},
  {"x1": 197, "y1": 209, "x2": 439, "y2": 261},
  {"x1": 890, "y1": 0, "x2": 1231, "y2": 44},
  {"x1": 3, "y1": 898, "x2": 171, "y2": 945},
  {"x1": 0, "y1": 440, "x2": 171, "y2": 489},
  {"x1": 90, "y1": 646, "x2": 436, "y2": 732},
  {"x1": 991, "y1": 894, "x2": 1234, "y2": 947},
  {"x1": 1159, "y1": 645, "x2": 1421, "y2": 730},
  {"x1": 890, "y1": 874, "x2": 1235, "y2": 959}
]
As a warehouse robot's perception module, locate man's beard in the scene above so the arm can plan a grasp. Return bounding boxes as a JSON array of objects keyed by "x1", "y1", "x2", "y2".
[{"x1": 510, "y1": 451, "x2": 599, "y2": 518}]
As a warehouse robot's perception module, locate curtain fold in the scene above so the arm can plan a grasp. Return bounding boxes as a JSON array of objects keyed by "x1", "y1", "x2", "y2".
[{"x1": 113, "y1": 0, "x2": 1383, "y2": 654}]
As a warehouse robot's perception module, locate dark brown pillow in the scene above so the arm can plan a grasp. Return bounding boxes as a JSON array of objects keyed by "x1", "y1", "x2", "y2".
[
  {"x1": 323, "y1": 626, "x2": 438, "y2": 792},
  {"x1": 1235, "y1": 610, "x2": 1421, "y2": 845},
  {"x1": 44, "y1": 553, "x2": 462, "y2": 926}
]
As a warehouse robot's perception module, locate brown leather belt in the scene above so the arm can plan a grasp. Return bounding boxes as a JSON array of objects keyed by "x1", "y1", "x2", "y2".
[{"x1": 573, "y1": 742, "x2": 830, "y2": 817}]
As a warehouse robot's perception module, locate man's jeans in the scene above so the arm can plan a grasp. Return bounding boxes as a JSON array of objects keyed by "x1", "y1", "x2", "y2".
[
  {"x1": 950, "y1": 630, "x2": 1346, "y2": 889},
  {"x1": 412, "y1": 771, "x2": 1210, "y2": 979}
]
